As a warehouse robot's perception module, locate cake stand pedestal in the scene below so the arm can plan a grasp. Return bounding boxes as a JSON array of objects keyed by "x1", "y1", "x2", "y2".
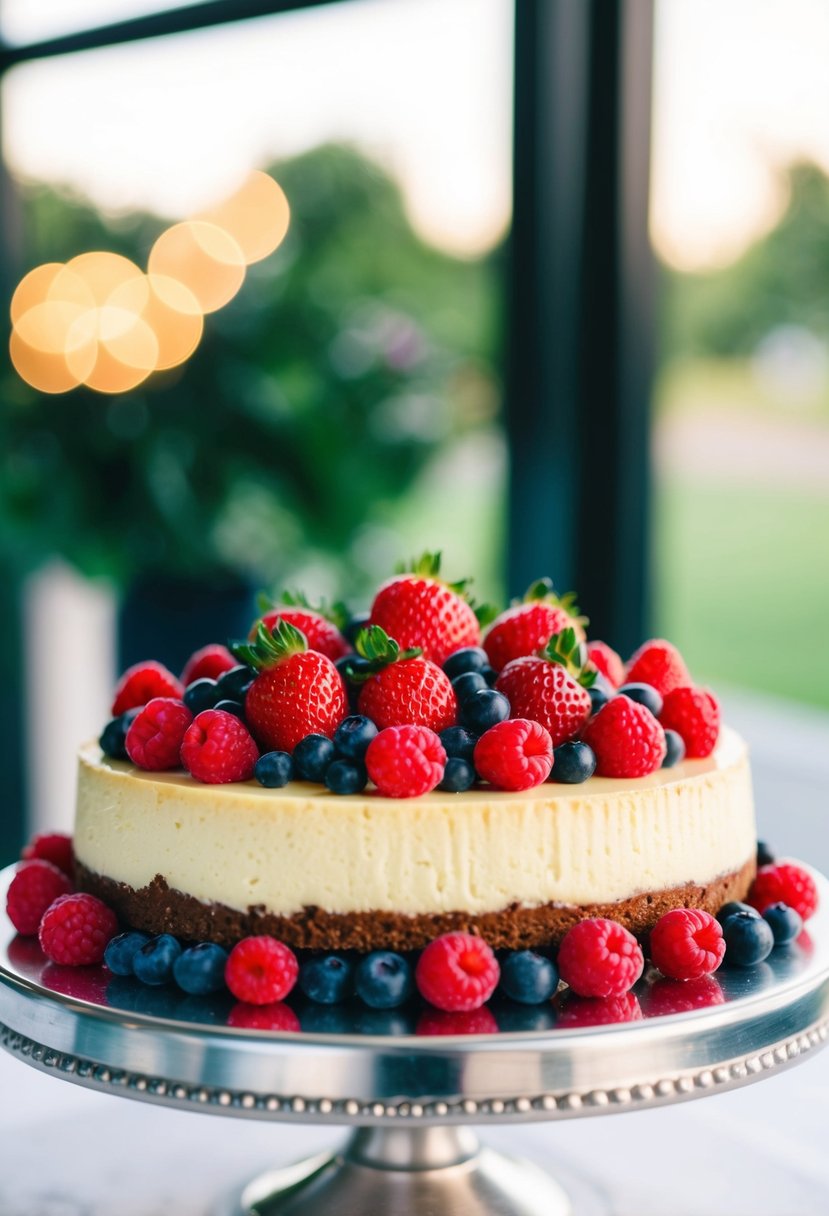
[{"x1": 2, "y1": 867, "x2": 828, "y2": 1216}]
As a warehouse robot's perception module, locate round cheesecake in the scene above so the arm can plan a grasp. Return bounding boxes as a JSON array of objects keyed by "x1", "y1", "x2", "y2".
[{"x1": 74, "y1": 727, "x2": 757, "y2": 950}]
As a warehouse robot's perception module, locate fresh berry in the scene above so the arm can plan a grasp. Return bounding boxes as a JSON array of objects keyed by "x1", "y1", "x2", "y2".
[
  {"x1": 255, "y1": 751, "x2": 294, "y2": 787},
  {"x1": 180, "y1": 643, "x2": 236, "y2": 687},
  {"x1": 643, "y1": 975, "x2": 724, "y2": 1017},
  {"x1": 757, "y1": 840, "x2": 776, "y2": 867},
  {"x1": 439, "y1": 757, "x2": 476, "y2": 792},
  {"x1": 173, "y1": 943, "x2": 229, "y2": 995},
  {"x1": 213, "y1": 698, "x2": 246, "y2": 719},
  {"x1": 721, "y1": 911, "x2": 774, "y2": 967},
  {"x1": 104, "y1": 931, "x2": 151, "y2": 976},
  {"x1": 183, "y1": 678, "x2": 222, "y2": 715},
  {"x1": 550, "y1": 740, "x2": 596, "y2": 784},
  {"x1": 21, "y1": 832, "x2": 74, "y2": 878},
  {"x1": 717, "y1": 900, "x2": 760, "y2": 925},
  {"x1": 617, "y1": 682, "x2": 663, "y2": 717},
  {"x1": 555, "y1": 992, "x2": 642, "y2": 1028},
  {"x1": 473, "y1": 719, "x2": 553, "y2": 791},
  {"x1": 125, "y1": 698, "x2": 193, "y2": 770},
  {"x1": 443, "y1": 647, "x2": 490, "y2": 680},
  {"x1": 495, "y1": 629, "x2": 593, "y2": 747},
  {"x1": 484, "y1": 580, "x2": 583, "y2": 672},
  {"x1": 581, "y1": 695, "x2": 666, "y2": 777},
  {"x1": 452, "y1": 671, "x2": 488, "y2": 702},
  {"x1": 439, "y1": 726, "x2": 477, "y2": 762},
  {"x1": 625, "y1": 639, "x2": 691, "y2": 697},
  {"x1": 258, "y1": 602, "x2": 350, "y2": 661},
  {"x1": 299, "y1": 954, "x2": 354, "y2": 1004},
  {"x1": 333, "y1": 715, "x2": 378, "y2": 760},
  {"x1": 38, "y1": 893, "x2": 118, "y2": 965},
  {"x1": 355, "y1": 951, "x2": 415, "y2": 1009},
  {"x1": 132, "y1": 933, "x2": 182, "y2": 984},
  {"x1": 354, "y1": 626, "x2": 457, "y2": 732},
  {"x1": 649, "y1": 909, "x2": 725, "y2": 980},
  {"x1": 227, "y1": 1001, "x2": 301, "y2": 1032},
  {"x1": 365, "y1": 725, "x2": 446, "y2": 798},
  {"x1": 99, "y1": 710, "x2": 139, "y2": 760},
  {"x1": 416, "y1": 1007, "x2": 499, "y2": 1036},
  {"x1": 481, "y1": 666, "x2": 499, "y2": 687},
  {"x1": 415, "y1": 932, "x2": 500, "y2": 1011},
  {"x1": 293, "y1": 733, "x2": 336, "y2": 782},
  {"x1": 325, "y1": 759, "x2": 368, "y2": 794},
  {"x1": 460, "y1": 688, "x2": 511, "y2": 734},
  {"x1": 111, "y1": 660, "x2": 183, "y2": 715},
  {"x1": 659, "y1": 686, "x2": 720, "y2": 758},
  {"x1": 586, "y1": 640, "x2": 625, "y2": 688},
  {"x1": 225, "y1": 936, "x2": 298, "y2": 1005},
  {"x1": 748, "y1": 862, "x2": 818, "y2": 922},
  {"x1": 216, "y1": 665, "x2": 256, "y2": 701},
  {"x1": 369, "y1": 552, "x2": 481, "y2": 667},
  {"x1": 588, "y1": 681, "x2": 612, "y2": 716},
  {"x1": 557, "y1": 918, "x2": 644, "y2": 998},
  {"x1": 662, "y1": 729, "x2": 686, "y2": 768},
  {"x1": 762, "y1": 902, "x2": 803, "y2": 945},
  {"x1": 499, "y1": 950, "x2": 558, "y2": 1005},
  {"x1": 181, "y1": 709, "x2": 259, "y2": 784},
  {"x1": 6, "y1": 860, "x2": 73, "y2": 935}
]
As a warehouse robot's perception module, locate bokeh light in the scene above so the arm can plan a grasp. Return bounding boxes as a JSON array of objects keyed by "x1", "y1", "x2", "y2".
[
  {"x1": 109, "y1": 273, "x2": 203, "y2": 371},
  {"x1": 9, "y1": 327, "x2": 95, "y2": 394},
  {"x1": 148, "y1": 220, "x2": 246, "y2": 314},
  {"x1": 198, "y1": 170, "x2": 291, "y2": 265}
]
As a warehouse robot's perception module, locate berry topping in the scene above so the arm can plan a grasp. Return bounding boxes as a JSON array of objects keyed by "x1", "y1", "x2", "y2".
[
  {"x1": 439, "y1": 757, "x2": 476, "y2": 792},
  {"x1": 483, "y1": 580, "x2": 584, "y2": 672},
  {"x1": 104, "y1": 931, "x2": 151, "y2": 976},
  {"x1": 355, "y1": 951, "x2": 415, "y2": 1009},
  {"x1": 216, "y1": 665, "x2": 256, "y2": 701},
  {"x1": 459, "y1": 687, "x2": 511, "y2": 734},
  {"x1": 180, "y1": 644, "x2": 236, "y2": 687},
  {"x1": 586, "y1": 640, "x2": 625, "y2": 688},
  {"x1": 473, "y1": 718, "x2": 553, "y2": 791},
  {"x1": 299, "y1": 954, "x2": 354, "y2": 1004},
  {"x1": 581, "y1": 695, "x2": 666, "y2": 777},
  {"x1": 748, "y1": 862, "x2": 818, "y2": 922},
  {"x1": 21, "y1": 832, "x2": 74, "y2": 878},
  {"x1": 333, "y1": 714, "x2": 378, "y2": 760},
  {"x1": 293, "y1": 733, "x2": 336, "y2": 782},
  {"x1": 352, "y1": 626, "x2": 457, "y2": 733},
  {"x1": 125, "y1": 697, "x2": 193, "y2": 771},
  {"x1": 557, "y1": 918, "x2": 644, "y2": 998},
  {"x1": 38, "y1": 893, "x2": 118, "y2": 966},
  {"x1": 757, "y1": 840, "x2": 776, "y2": 867},
  {"x1": 133, "y1": 933, "x2": 182, "y2": 985},
  {"x1": 643, "y1": 975, "x2": 725, "y2": 1017},
  {"x1": 588, "y1": 680, "x2": 612, "y2": 716},
  {"x1": 415, "y1": 931, "x2": 500, "y2": 1012},
  {"x1": 763, "y1": 902, "x2": 803, "y2": 945},
  {"x1": 99, "y1": 709, "x2": 139, "y2": 760},
  {"x1": 369, "y1": 551, "x2": 482, "y2": 667},
  {"x1": 180, "y1": 709, "x2": 260, "y2": 784},
  {"x1": 499, "y1": 950, "x2": 559, "y2": 1005},
  {"x1": 662, "y1": 729, "x2": 686, "y2": 768},
  {"x1": 225, "y1": 936, "x2": 299, "y2": 1005},
  {"x1": 213, "y1": 698, "x2": 246, "y2": 719},
  {"x1": 649, "y1": 908, "x2": 725, "y2": 980},
  {"x1": 365, "y1": 725, "x2": 446, "y2": 798},
  {"x1": 555, "y1": 992, "x2": 642, "y2": 1028},
  {"x1": 624, "y1": 639, "x2": 691, "y2": 697},
  {"x1": 659, "y1": 686, "x2": 720, "y2": 758},
  {"x1": 439, "y1": 726, "x2": 477, "y2": 762},
  {"x1": 717, "y1": 900, "x2": 760, "y2": 924},
  {"x1": 416, "y1": 1007, "x2": 499, "y2": 1036},
  {"x1": 617, "y1": 682, "x2": 663, "y2": 717},
  {"x1": 721, "y1": 910, "x2": 774, "y2": 967},
  {"x1": 111, "y1": 660, "x2": 184, "y2": 716},
  {"x1": 550, "y1": 740, "x2": 597, "y2": 784},
  {"x1": 257, "y1": 596, "x2": 350, "y2": 661},
  {"x1": 183, "y1": 678, "x2": 222, "y2": 716},
  {"x1": 443, "y1": 646, "x2": 490, "y2": 680},
  {"x1": 6, "y1": 860, "x2": 73, "y2": 936},
  {"x1": 173, "y1": 943, "x2": 229, "y2": 995},
  {"x1": 325, "y1": 759, "x2": 368, "y2": 795},
  {"x1": 452, "y1": 671, "x2": 488, "y2": 702},
  {"x1": 255, "y1": 750, "x2": 294, "y2": 787},
  {"x1": 227, "y1": 1001, "x2": 301, "y2": 1032},
  {"x1": 494, "y1": 628, "x2": 594, "y2": 748}
]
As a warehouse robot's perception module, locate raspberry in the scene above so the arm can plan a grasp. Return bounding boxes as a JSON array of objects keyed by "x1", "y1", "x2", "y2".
[
  {"x1": 643, "y1": 975, "x2": 724, "y2": 1018},
  {"x1": 748, "y1": 862, "x2": 819, "y2": 922},
  {"x1": 181, "y1": 709, "x2": 260, "y2": 783},
  {"x1": 125, "y1": 697, "x2": 193, "y2": 770},
  {"x1": 473, "y1": 719, "x2": 553, "y2": 791},
  {"x1": 39, "y1": 893, "x2": 118, "y2": 965},
  {"x1": 226, "y1": 1001, "x2": 301, "y2": 1031},
  {"x1": 416, "y1": 1007, "x2": 499, "y2": 1036},
  {"x1": 415, "y1": 931, "x2": 500, "y2": 1011},
  {"x1": 556, "y1": 992, "x2": 642, "y2": 1028},
  {"x1": 111, "y1": 660, "x2": 184, "y2": 715},
  {"x1": 224, "y1": 936, "x2": 298, "y2": 1005},
  {"x1": 365, "y1": 725, "x2": 446, "y2": 798},
  {"x1": 660, "y1": 686, "x2": 720, "y2": 759},
  {"x1": 181, "y1": 643, "x2": 236, "y2": 687},
  {"x1": 6, "y1": 860, "x2": 73, "y2": 936},
  {"x1": 649, "y1": 908, "x2": 725, "y2": 980},
  {"x1": 581, "y1": 695, "x2": 666, "y2": 777},
  {"x1": 625, "y1": 639, "x2": 691, "y2": 697},
  {"x1": 557, "y1": 918, "x2": 644, "y2": 998},
  {"x1": 21, "y1": 832, "x2": 74, "y2": 878},
  {"x1": 586, "y1": 640, "x2": 625, "y2": 688}
]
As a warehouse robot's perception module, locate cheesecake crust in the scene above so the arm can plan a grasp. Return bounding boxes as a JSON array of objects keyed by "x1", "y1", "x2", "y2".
[{"x1": 76, "y1": 856, "x2": 756, "y2": 951}]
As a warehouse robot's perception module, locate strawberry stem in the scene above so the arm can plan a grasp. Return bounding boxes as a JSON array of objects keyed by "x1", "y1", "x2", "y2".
[
  {"x1": 542, "y1": 628, "x2": 596, "y2": 687},
  {"x1": 231, "y1": 618, "x2": 308, "y2": 671},
  {"x1": 342, "y1": 625, "x2": 421, "y2": 682}
]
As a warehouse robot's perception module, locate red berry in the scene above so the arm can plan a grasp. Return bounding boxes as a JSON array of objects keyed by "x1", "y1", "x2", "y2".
[
  {"x1": 586, "y1": 640, "x2": 625, "y2": 688},
  {"x1": 625, "y1": 639, "x2": 690, "y2": 697},
  {"x1": 643, "y1": 975, "x2": 724, "y2": 1018},
  {"x1": 125, "y1": 697, "x2": 193, "y2": 771},
  {"x1": 258, "y1": 607, "x2": 350, "y2": 661},
  {"x1": 6, "y1": 860, "x2": 73, "y2": 936},
  {"x1": 111, "y1": 660, "x2": 184, "y2": 715},
  {"x1": 369, "y1": 554, "x2": 480, "y2": 667},
  {"x1": 484, "y1": 597, "x2": 581, "y2": 672},
  {"x1": 473, "y1": 719, "x2": 553, "y2": 791},
  {"x1": 365, "y1": 725, "x2": 446, "y2": 798},
  {"x1": 558, "y1": 918, "x2": 644, "y2": 998},
  {"x1": 39, "y1": 893, "x2": 118, "y2": 965},
  {"x1": 21, "y1": 832, "x2": 74, "y2": 878},
  {"x1": 415, "y1": 931, "x2": 500, "y2": 1011},
  {"x1": 496, "y1": 660, "x2": 592, "y2": 748},
  {"x1": 224, "y1": 936, "x2": 298, "y2": 1005},
  {"x1": 649, "y1": 908, "x2": 725, "y2": 980},
  {"x1": 556, "y1": 992, "x2": 643, "y2": 1028},
  {"x1": 358, "y1": 656, "x2": 457, "y2": 733},
  {"x1": 748, "y1": 862, "x2": 819, "y2": 922},
  {"x1": 181, "y1": 709, "x2": 260, "y2": 784},
  {"x1": 581, "y1": 695, "x2": 666, "y2": 777},
  {"x1": 416, "y1": 1007, "x2": 499, "y2": 1036},
  {"x1": 181, "y1": 644, "x2": 236, "y2": 687},
  {"x1": 659, "y1": 686, "x2": 720, "y2": 759},
  {"x1": 226, "y1": 1001, "x2": 301, "y2": 1031}
]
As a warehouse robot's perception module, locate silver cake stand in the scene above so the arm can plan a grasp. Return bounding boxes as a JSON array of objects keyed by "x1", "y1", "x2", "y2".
[{"x1": 1, "y1": 865, "x2": 828, "y2": 1216}]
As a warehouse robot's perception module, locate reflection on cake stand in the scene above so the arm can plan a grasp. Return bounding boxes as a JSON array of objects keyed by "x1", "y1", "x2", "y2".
[{"x1": 1, "y1": 866, "x2": 828, "y2": 1216}]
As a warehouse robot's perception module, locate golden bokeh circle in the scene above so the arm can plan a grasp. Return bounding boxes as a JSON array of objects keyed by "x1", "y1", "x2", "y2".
[
  {"x1": 148, "y1": 221, "x2": 245, "y2": 315},
  {"x1": 9, "y1": 327, "x2": 96, "y2": 394},
  {"x1": 198, "y1": 171, "x2": 291, "y2": 265}
]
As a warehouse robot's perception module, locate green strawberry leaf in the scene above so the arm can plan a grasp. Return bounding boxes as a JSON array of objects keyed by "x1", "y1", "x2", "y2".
[
  {"x1": 347, "y1": 625, "x2": 422, "y2": 678},
  {"x1": 542, "y1": 627, "x2": 595, "y2": 685},
  {"x1": 395, "y1": 550, "x2": 443, "y2": 578},
  {"x1": 525, "y1": 577, "x2": 555, "y2": 601},
  {"x1": 473, "y1": 601, "x2": 498, "y2": 628},
  {"x1": 230, "y1": 618, "x2": 308, "y2": 672}
]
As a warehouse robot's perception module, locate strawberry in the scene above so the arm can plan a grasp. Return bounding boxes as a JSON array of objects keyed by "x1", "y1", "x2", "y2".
[
  {"x1": 368, "y1": 552, "x2": 483, "y2": 667},
  {"x1": 625, "y1": 639, "x2": 690, "y2": 697},
  {"x1": 586, "y1": 640, "x2": 625, "y2": 688},
  {"x1": 233, "y1": 619, "x2": 348, "y2": 754},
  {"x1": 351, "y1": 626, "x2": 457, "y2": 732},
  {"x1": 660, "y1": 686, "x2": 720, "y2": 758},
  {"x1": 254, "y1": 591, "x2": 350, "y2": 661},
  {"x1": 180, "y1": 644, "x2": 236, "y2": 687},
  {"x1": 494, "y1": 628, "x2": 593, "y2": 747},
  {"x1": 582, "y1": 695, "x2": 666, "y2": 777},
  {"x1": 484, "y1": 580, "x2": 585, "y2": 672}
]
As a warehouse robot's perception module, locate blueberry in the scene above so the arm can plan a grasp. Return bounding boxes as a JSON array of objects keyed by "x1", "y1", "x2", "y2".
[
  {"x1": 104, "y1": 931, "x2": 151, "y2": 976},
  {"x1": 550, "y1": 741, "x2": 596, "y2": 784},
  {"x1": 354, "y1": 1008, "x2": 415, "y2": 1036},
  {"x1": 461, "y1": 689, "x2": 510, "y2": 734},
  {"x1": 183, "y1": 678, "x2": 221, "y2": 715},
  {"x1": 499, "y1": 951, "x2": 559, "y2": 1005},
  {"x1": 452, "y1": 671, "x2": 488, "y2": 702},
  {"x1": 355, "y1": 951, "x2": 414, "y2": 1009},
  {"x1": 334, "y1": 656, "x2": 364, "y2": 711},
  {"x1": 439, "y1": 726, "x2": 477, "y2": 762},
  {"x1": 716, "y1": 900, "x2": 760, "y2": 926},
  {"x1": 757, "y1": 840, "x2": 776, "y2": 867},
  {"x1": 173, "y1": 942, "x2": 229, "y2": 995},
  {"x1": 343, "y1": 613, "x2": 371, "y2": 647},
  {"x1": 325, "y1": 760, "x2": 368, "y2": 795},
  {"x1": 299, "y1": 1004, "x2": 357, "y2": 1034},
  {"x1": 722, "y1": 910, "x2": 774, "y2": 967},
  {"x1": 334, "y1": 715, "x2": 378, "y2": 760},
  {"x1": 493, "y1": 1001, "x2": 556, "y2": 1032},
  {"x1": 216, "y1": 665, "x2": 255, "y2": 702},
  {"x1": 443, "y1": 647, "x2": 489, "y2": 680},
  {"x1": 299, "y1": 954, "x2": 354, "y2": 1004},
  {"x1": 617, "y1": 682, "x2": 663, "y2": 717},
  {"x1": 255, "y1": 751, "x2": 294, "y2": 787},
  {"x1": 662, "y1": 729, "x2": 686, "y2": 768},
  {"x1": 132, "y1": 934, "x2": 182, "y2": 985},
  {"x1": 481, "y1": 666, "x2": 499, "y2": 688},
  {"x1": 99, "y1": 709, "x2": 139, "y2": 760},
  {"x1": 213, "y1": 699, "x2": 246, "y2": 719},
  {"x1": 762, "y1": 902, "x2": 803, "y2": 946},
  {"x1": 294, "y1": 734, "x2": 336, "y2": 782},
  {"x1": 439, "y1": 757, "x2": 476, "y2": 792},
  {"x1": 588, "y1": 684, "x2": 611, "y2": 716}
]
